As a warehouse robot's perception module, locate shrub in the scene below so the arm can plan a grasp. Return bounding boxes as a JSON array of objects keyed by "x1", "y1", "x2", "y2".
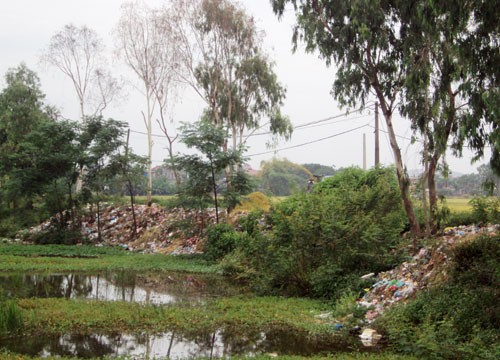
[
  {"x1": 228, "y1": 166, "x2": 407, "y2": 299},
  {"x1": 203, "y1": 223, "x2": 241, "y2": 262},
  {"x1": 445, "y1": 211, "x2": 478, "y2": 227},
  {"x1": 470, "y1": 196, "x2": 500, "y2": 224},
  {"x1": 31, "y1": 228, "x2": 88, "y2": 245},
  {"x1": 236, "y1": 210, "x2": 264, "y2": 236}
]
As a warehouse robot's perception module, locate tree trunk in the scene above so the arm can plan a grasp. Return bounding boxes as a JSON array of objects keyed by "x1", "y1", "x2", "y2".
[
  {"x1": 96, "y1": 197, "x2": 102, "y2": 243},
  {"x1": 210, "y1": 158, "x2": 219, "y2": 224},
  {"x1": 127, "y1": 178, "x2": 138, "y2": 239},
  {"x1": 146, "y1": 93, "x2": 153, "y2": 207},
  {"x1": 381, "y1": 106, "x2": 421, "y2": 237},
  {"x1": 428, "y1": 156, "x2": 439, "y2": 231},
  {"x1": 422, "y1": 136, "x2": 431, "y2": 235}
]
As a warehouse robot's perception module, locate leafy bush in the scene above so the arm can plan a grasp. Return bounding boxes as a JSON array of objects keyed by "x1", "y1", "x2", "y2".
[
  {"x1": 0, "y1": 207, "x2": 46, "y2": 238},
  {"x1": 225, "y1": 167, "x2": 407, "y2": 299},
  {"x1": 470, "y1": 196, "x2": 500, "y2": 224},
  {"x1": 203, "y1": 223, "x2": 241, "y2": 262},
  {"x1": 31, "y1": 229, "x2": 88, "y2": 245},
  {"x1": 444, "y1": 211, "x2": 479, "y2": 227},
  {"x1": 376, "y1": 235, "x2": 500, "y2": 359}
]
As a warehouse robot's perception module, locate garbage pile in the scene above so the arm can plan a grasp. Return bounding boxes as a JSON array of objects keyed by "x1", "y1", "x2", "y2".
[
  {"x1": 19, "y1": 204, "x2": 222, "y2": 254},
  {"x1": 357, "y1": 224, "x2": 500, "y2": 322}
]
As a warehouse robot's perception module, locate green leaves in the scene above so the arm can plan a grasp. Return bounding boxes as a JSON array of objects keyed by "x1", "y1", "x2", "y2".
[{"x1": 172, "y1": 118, "x2": 251, "y2": 218}]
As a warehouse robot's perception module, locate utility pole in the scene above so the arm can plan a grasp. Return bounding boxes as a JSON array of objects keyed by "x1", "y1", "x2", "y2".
[
  {"x1": 363, "y1": 133, "x2": 367, "y2": 170},
  {"x1": 375, "y1": 102, "x2": 380, "y2": 167}
]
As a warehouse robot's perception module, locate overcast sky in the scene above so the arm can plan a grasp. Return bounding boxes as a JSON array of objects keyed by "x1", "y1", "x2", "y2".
[{"x1": 0, "y1": 0, "x2": 487, "y2": 174}]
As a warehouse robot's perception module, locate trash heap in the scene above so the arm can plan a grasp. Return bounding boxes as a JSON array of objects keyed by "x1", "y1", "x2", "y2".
[
  {"x1": 20, "y1": 204, "x2": 222, "y2": 254},
  {"x1": 357, "y1": 224, "x2": 500, "y2": 322}
]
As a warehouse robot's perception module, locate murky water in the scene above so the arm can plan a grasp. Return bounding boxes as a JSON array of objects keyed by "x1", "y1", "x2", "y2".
[
  {"x1": 0, "y1": 272, "x2": 243, "y2": 304},
  {"x1": 0, "y1": 328, "x2": 371, "y2": 358},
  {"x1": 0, "y1": 272, "x2": 382, "y2": 358}
]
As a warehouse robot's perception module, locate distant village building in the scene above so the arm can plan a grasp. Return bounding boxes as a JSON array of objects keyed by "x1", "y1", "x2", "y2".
[{"x1": 151, "y1": 165, "x2": 178, "y2": 181}]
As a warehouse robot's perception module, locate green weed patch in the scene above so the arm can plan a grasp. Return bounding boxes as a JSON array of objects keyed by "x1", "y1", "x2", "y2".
[
  {"x1": 13, "y1": 296, "x2": 331, "y2": 336},
  {"x1": 0, "y1": 244, "x2": 216, "y2": 274}
]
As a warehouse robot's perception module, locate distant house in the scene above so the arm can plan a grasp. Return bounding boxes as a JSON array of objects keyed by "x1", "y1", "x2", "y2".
[
  {"x1": 151, "y1": 165, "x2": 178, "y2": 181},
  {"x1": 243, "y1": 164, "x2": 259, "y2": 177}
]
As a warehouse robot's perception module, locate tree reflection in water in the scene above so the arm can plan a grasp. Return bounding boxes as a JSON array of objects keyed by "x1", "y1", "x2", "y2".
[
  {"x1": 0, "y1": 271, "x2": 242, "y2": 304},
  {"x1": 0, "y1": 326, "x2": 364, "y2": 358}
]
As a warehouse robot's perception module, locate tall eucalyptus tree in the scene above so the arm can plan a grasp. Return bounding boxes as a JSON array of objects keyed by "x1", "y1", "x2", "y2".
[{"x1": 114, "y1": 1, "x2": 181, "y2": 205}]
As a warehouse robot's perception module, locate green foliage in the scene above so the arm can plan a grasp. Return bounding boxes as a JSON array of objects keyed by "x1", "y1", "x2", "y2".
[
  {"x1": 152, "y1": 175, "x2": 177, "y2": 195},
  {"x1": 0, "y1": 65, "x2": 141, "y2": 237},
  {"x1": 0, "y1": 300, "x2": 23, "y2": 334},
  {"x1": 0, "y1": 207, "x2": 46, "y2": 238},
  {"x1": 0, "y1": 244, "x2": 216, "y2": 274},
  {"x1": 444, "y1": 211, "x2": 478, "y2": 227},
  {"x1": 203, "y1": 223, "x2": 241, "y2": 262},
  {"x1": 377, "y1": 235, "x2": 500, "y2": 359},
  {"x1": 470, "y1": 196, "x2": 500, "y2": 224},
  {"x1": 224, "y1": 167, "x2": 406, "y2": 299},
  {"x1": 0, "y1": 244, "x2": 126, "y2": 257},
  {"x1": 172, "y1": 118, "x2": 250, "y2": 219},
  {"x1": 30, "y1": 228, "x2": 88, "y2": 245},
  {"x1": 271, "y1": 0, "x2": 498, "y2": 234},
  {"x1": 187, "y1": 0, "x2": 292, "y2": 146},
  {"x1": 259, "y1": 158, "x2": 312, "y2": 196},
  {"x1": 301, "y1": 163, "x2": 337, "y2": 178}
]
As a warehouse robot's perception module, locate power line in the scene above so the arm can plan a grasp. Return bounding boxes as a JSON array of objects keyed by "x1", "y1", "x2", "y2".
[
  {"x1": 366, "y1": 124, "x2": 417, "y2": 143},
  {"x1": 247, "y1": 122, "x2": 371, "y2": 157},
  {"x1": 128, "y1": 105, "x2": 374, "y2": 139},
  {"x1": 244, "y1": 105, "x2": 374, "y2": 138},
  {"x1": 247, "y1": 114, "x2": 372, "y2": 137}
]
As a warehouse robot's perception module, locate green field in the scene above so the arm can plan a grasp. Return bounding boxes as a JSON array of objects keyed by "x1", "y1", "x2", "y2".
[{"x1": 446, "y1": 197, "x2": 472, "y2": 213}]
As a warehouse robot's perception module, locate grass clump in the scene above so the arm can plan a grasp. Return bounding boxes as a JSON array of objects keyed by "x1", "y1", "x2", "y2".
[{"x1": 0, "y1": 300, "x2": 23, "y2": 334}]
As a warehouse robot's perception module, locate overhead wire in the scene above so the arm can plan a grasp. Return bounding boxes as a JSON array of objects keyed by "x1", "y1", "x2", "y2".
[
  {"x1": 127, "y1": 105, "x2": 375, "y2": 139},
  {"x1": 247, "y1": 122, "x2": 372, "y2": 157}
]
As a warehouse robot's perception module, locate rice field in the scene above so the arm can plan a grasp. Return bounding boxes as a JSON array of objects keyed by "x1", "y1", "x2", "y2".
[{"x1": 445, "y1": 197, "x2": 472, "y2": 213}]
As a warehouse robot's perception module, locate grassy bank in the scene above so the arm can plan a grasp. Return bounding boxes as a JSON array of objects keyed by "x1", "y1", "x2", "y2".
[{"x1": 0, "y1": 244, "x2": 216, "y2": 274}]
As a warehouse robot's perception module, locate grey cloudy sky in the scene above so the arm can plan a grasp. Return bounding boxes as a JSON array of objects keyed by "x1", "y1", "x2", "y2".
[{"x1": 0, "y1": 0, "x2": 486, "y2": 174}]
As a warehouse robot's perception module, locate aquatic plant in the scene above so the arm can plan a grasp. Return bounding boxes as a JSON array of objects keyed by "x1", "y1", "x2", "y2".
[{"x1": 0, "y1": 300, "x2": 23, "y2": 334}]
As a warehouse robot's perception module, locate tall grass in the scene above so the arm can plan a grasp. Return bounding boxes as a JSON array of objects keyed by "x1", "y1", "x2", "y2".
[{"x1": 0, "y1": 300, "x2": 23, "y2": 334}]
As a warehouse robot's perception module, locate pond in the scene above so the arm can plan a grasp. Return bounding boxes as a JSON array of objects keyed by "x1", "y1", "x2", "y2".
[
  {"x1": 0, "y1": 272, "x2": 382, "y2": 358},
  {"x1": 0, "y1": 272, "x2": 243, "y2": 304},
  {"x1": 0, "y1": 328, "x2": 377, "y2": 358}
]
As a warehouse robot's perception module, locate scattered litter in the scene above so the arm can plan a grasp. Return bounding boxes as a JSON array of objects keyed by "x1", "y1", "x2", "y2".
[
  {"x1": 359, "y1": 328, "x2": 382, "y2": 347},
  {"x1": 315, "y1": 312, "x2": 332, "y2": 320},
  {"x1": 17, "y1": 204, "x2": 225, "y2": 255},
  {"x1": 357, "y1": 224, "x2": 498, "y2": 322},
  {"x1": 360, "y1": 273, "x2": 375, "y2": 280}
]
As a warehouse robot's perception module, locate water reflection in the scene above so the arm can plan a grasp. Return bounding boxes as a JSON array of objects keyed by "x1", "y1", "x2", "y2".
[
  {"x1": 0, "y1": 327, "x2": 366, "y2": 358},
  {"x1": 0, "y1": 272, "x2": 242, "y2": 304}
]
